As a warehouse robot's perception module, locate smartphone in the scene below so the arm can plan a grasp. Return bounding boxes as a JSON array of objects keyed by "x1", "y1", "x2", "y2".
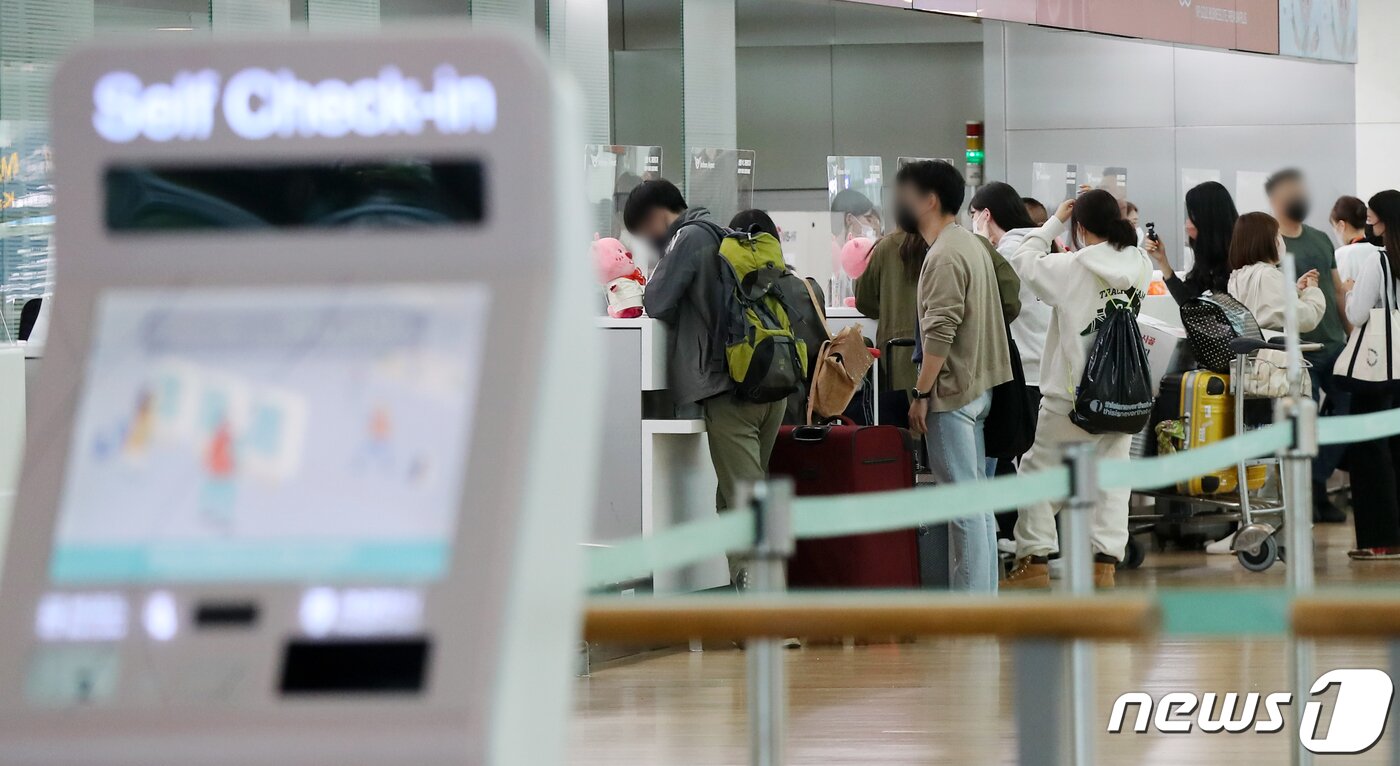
[{"x1": 1146, "y1": 222, "x2": 1159, "y2": 242}]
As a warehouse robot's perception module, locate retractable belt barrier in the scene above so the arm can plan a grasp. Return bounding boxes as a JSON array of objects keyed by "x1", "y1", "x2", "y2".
[
  {"x1": 580, "y1": 394, "x2": 1400, "y2": 766},
  {"x1": 586, "y1": 405, "x2": 1400, "y2": 591},
  {"x1": 586, "y1": 419, "x2": 1320, "y2": 589}
]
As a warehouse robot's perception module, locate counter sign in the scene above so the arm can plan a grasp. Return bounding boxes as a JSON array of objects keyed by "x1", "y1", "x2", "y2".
[{"x1": 93, "y1": 65, "x2": 497, "y2": 144}]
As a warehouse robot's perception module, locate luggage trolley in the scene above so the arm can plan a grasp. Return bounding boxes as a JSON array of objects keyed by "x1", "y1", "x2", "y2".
[{"x1": 1126, "y1": 338, "x2": 1316, "y2": 573}]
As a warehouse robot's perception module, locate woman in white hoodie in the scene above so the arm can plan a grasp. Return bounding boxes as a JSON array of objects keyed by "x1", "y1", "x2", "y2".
[
  {"x1": 1002, "y1": 190, "x2": 1153, "y2": 590},
  {"x1": 1227, "y1": 212, "x2": 1326, "y2": 334},
  {"x1": 971, "y1": 182, "x2": 1053, "y2": 406}
]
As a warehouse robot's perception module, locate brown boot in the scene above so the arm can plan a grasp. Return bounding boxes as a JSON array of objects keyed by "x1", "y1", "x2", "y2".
[
  {"x1": 1003, "y1": 556, "x2": 1050, "y2": 590},
  {"x1": 1094, "y1": 554, "x2": 1117, "y2": 589}
]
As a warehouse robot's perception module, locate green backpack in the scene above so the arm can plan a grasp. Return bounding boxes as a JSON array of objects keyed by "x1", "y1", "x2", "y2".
[{"x1": 717, "y1": 231, "x2": 808, "y2": 404}]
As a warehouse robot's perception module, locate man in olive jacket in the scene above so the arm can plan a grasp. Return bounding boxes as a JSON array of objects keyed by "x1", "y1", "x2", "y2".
[{"x1": 625, "y1": 180, "x2": 783, "y2": 587}]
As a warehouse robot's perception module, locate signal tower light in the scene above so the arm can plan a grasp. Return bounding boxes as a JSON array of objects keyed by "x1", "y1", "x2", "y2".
[{"x1": 965, "y1": 120, "x2": 985, "y2": 186}]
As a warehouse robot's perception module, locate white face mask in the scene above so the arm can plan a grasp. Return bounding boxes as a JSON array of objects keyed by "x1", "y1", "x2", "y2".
[{"x1": 856, "y1": 223, "x2": 877, "y2": 240}]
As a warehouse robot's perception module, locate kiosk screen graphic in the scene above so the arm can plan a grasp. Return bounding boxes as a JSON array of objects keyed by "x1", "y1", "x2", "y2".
[{"x1": 49, "y1": 285, "x2": 489, "y2": 583}]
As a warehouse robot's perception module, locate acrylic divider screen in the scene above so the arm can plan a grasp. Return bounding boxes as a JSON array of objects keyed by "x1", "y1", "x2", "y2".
[
  {"x1": 104, "y1": 159, "x2": 485, "y2": 232},
  {"x1": 50, "y1": 285, "x2": 491, "y2": 583}
]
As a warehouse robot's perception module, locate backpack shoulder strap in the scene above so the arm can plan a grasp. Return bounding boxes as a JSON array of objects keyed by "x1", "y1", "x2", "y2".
[{"x1": 799, "y1": 275, "x2": 832, "y2": 339}]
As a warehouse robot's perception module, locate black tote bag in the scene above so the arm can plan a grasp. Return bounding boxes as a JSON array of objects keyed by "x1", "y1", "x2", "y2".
[{"x1": 985, "y1": 323, "x2": 1037, "y2": 459}]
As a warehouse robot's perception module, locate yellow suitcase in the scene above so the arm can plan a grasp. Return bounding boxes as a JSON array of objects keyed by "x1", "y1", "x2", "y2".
[{"x1": 1175, "y1": 370, "x2": 1267, "y2": 496}]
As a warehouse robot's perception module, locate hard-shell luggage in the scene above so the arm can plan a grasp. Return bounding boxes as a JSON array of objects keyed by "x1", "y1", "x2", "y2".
[
  {"x1": 1173, "y1": 370, "x2": 1266, "y2": 496},
  {"x1": 770, "y1": 422, "x2": 920, "y2": 589}
]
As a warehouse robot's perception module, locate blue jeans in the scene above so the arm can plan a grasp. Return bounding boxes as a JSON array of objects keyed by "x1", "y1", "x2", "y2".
[{"x1": 924, "y1": 390, "x2": 998, "y2": 593}]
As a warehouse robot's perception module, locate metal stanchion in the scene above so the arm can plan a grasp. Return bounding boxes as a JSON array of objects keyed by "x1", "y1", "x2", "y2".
[
  {"x1": 1015, "y1": 640, "x2": 1067, "y2": 766},
  {"x1": 1278, "y1": 396, "x2": 1318, "y2": 592},
  {"x1": 736, "y1": 478, "x2": 795, "y2": 766},
  {"x1": 1062, "y1": 443, "x2": 1097, "y2": 766},
  {"x1": 1278, "y1": 248, "x2": 1317, "y2": 766},
  {"x1": 1279, "y1": 395, "x2": 1318, "y2": 766},
  {"x1": 1016, "y1": 443, "x2": 1097, "y2": 766},
  {"x1": 1061, "y1": 443, "x2": 1097, "y2": 596}
]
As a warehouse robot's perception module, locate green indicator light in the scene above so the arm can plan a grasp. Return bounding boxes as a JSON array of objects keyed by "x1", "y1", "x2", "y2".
[{"x1": 965, "y1": 149, "x2": 985, "y2": 164}]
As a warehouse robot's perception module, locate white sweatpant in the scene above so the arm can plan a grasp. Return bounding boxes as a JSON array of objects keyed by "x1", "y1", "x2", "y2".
[{"x1": 1014, "y1": 408, "x2": 1134, "y2": 561}]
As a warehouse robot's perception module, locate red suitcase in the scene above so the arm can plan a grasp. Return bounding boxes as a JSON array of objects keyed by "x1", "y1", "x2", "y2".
[{"x1": 769, "y1": 422, "x2": 920, "y2": 589}]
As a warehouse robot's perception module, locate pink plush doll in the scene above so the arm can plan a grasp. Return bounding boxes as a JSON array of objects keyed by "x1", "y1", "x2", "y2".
[
  {"x1": 840, "y1": 236, "x2": 875, "y2": 307},
  {"x1": 592, "y1": 235, "x2": 647, "y2": 318},
  {"x1": 840, "y1": 236, "x2": 875, "y2": 280}
]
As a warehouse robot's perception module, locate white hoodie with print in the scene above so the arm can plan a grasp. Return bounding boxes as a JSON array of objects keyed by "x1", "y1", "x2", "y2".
[
  {"x1": 1007, "y1": 216, "x2": 1154, "y2": 416},
  {"x1": 995, "y1": 227, "x2": 1052, "y2": 387}
]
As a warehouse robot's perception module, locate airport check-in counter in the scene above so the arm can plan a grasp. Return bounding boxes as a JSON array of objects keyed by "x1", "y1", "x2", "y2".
[
  {"x1": 593, "y1": 316, "x2": 729, "y2": 593},
  {"x1": 591, "y1": 304, "x2": 878, "y2": 596}
]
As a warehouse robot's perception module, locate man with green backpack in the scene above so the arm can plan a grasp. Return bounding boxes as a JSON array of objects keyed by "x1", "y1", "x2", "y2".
[{"x1": 625, "y1": 181, "x2": 804, "y2": 586}]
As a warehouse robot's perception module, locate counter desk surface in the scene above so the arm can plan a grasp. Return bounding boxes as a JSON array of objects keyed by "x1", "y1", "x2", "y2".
[{"x1": 593, "y1": 317, "x2": 727, "y2": 594}]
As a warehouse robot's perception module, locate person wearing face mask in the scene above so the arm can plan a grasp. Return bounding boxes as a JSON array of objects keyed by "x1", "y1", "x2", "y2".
[
  {"x1": 832, "y1": 189, "x2": 882, "y2": 243},
  {"x1": 830, "y1": 189, "x2": 882, "y2": 306},
  {"x1": 970, "y1": 182, "x2": 1053, "y2": 415},
  {"x1": 1001, "y1": 190, "x2": 1153, "y2": 590},
  {"x1": 899, "y1": 160, "x2": 1013, "y2": 593},
  {"x1": 1267, "y1": 168, "x2": 1352, "y2": 523},
  {"x1": 1143, "y1": 181, "x2": 1238, "y2": 305},
  {"x1": 1332, "y1": 195, "x2": 1379, "y2": 284},
  {"x1": 859, "y1": 218, "x2": 1022, "y2": 403},
  {"x1": 1203, "y1": 215, "x2": 1327, "y2": 554},
  {"x1": 1227, "y1": 213, "x2": 1326, "y2": 333},
  {"x1": 624, "y1": 180, "x2": 784, "y2": 587},
  {"x1": 1338, "y1": 190, "x2": 1400, "y2": 560}
]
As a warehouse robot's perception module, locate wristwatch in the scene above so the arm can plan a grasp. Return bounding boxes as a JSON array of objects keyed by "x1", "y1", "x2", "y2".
[{"x1": 910, "y1": 388, "x2": 933, "y2": 401}]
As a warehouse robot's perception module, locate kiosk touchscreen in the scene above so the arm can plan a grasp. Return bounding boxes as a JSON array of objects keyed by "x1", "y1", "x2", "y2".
[{"x1": 0, "y1": 30, "x2": 598, "y2": 766}]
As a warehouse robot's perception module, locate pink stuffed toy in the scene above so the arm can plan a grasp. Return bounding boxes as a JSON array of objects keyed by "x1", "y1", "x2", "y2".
[
  {"x1": 592, "y1": 235, "x2": 647, "y2": 319},
  {"x1": 839, "y1": 237, "x2": 875, "y2": 307},
  {"x1": 840, "y1": 236, "x2": 875, "y2": 280}
]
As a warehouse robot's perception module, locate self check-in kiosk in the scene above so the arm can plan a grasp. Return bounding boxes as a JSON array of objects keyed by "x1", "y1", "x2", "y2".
[{"x1": 0, "y1": 29, "x2": 598, "y2": 766}]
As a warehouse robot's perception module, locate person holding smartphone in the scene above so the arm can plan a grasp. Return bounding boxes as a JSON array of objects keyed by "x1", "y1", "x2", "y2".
[
  {"x1": 1227, "y1": 212, "x2": 1326, "y2": 333},
  {"x1": 1142, "y1": 181, "x2": 1238, "y2": 305}
]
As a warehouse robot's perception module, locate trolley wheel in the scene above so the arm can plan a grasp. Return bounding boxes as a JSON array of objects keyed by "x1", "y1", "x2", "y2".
[
  {"x1": 1237, "y1": 536, "x2": 1279, "y2": 572},
  {"x1": 1119, "y1": 536, "x2": 1146, "y2": 570}
]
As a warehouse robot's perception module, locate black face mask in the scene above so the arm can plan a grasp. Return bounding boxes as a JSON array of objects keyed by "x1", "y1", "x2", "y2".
[
  {"x1": 651, "y1": 235, "x2": 671, "y2": 256},
  {"x1": 1367, "y1": 224, "x2": 1383, "y2": 246},
  {"x1": 1285, "y1": 198, "x2": 1310, "y2": 223},
  {"x1": 895, "y1": 204, "x2": 921, "y2": 235}
]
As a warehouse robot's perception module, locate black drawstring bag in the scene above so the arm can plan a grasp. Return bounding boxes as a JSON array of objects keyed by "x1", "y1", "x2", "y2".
[{"x1": 1072, "y1": 296, "x2": 1155, "y2": 435}]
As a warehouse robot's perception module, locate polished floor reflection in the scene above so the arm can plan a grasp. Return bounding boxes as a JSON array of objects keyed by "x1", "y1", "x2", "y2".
[{"x1": 569, "y1": 522, "x2": 1400, "y2": 765}]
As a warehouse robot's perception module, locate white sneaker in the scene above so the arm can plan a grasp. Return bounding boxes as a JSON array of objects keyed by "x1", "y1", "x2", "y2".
[{"x1": 1205, "y1": 533, "x2": 1236, "y2": 555}]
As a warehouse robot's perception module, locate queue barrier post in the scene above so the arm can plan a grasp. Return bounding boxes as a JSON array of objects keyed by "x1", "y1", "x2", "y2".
[
  {"x1": 1015, "y1": 442, "x2": 1098, "y2": 766},
  {"x1": 1278, "y1": 394, "x2": 1319, "y2": 766},
  {"x1": 1066, "y1": 442, "x2": 1097, "y2": 766},
  {"x1": 736, "y1": 478, "x2": 795, "y2": 766}
]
